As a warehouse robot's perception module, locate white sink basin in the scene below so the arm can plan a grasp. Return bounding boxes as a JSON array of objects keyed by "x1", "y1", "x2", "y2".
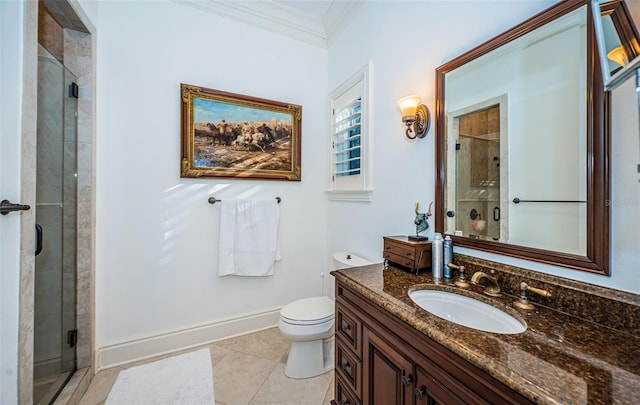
[{"x1": 409, "y1": 289, "x2": 526, "y2": 334}]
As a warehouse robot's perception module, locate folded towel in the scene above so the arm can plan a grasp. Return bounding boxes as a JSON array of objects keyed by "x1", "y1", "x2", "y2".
[{"x1": 218, "y1": 199, "x2": 280, "y2": 276}]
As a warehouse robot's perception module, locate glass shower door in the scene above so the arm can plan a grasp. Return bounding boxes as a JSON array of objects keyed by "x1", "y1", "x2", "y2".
[
  {"x1": 33, "y1": 45, "x2": 78, "y2": 404},
  {"x1": 455, "y1": 105, "x2": 501, "y2": 241}
]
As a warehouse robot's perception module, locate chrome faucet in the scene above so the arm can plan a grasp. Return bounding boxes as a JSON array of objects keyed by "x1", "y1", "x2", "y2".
[{"x1": 470, "y1": 271, "x2": 501, "y2": 297}]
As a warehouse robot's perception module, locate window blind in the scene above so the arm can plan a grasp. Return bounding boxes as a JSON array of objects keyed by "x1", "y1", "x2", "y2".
[{"x1": 332, "y1": 98, "x2": 362, "y2": 178}]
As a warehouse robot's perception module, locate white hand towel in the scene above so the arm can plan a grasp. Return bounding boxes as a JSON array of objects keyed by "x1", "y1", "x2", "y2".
[{"x1": 218, "y1": 199, "x2": 280, "y2": 276}]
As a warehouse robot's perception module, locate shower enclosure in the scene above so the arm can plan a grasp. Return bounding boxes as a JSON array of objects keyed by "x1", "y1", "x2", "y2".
[
  {"x1": 453, "y1": 105, "x2": 503, "y2": 242},
  {"x1": 33, "y1": 45, "x2": 78, "y2": 404}
]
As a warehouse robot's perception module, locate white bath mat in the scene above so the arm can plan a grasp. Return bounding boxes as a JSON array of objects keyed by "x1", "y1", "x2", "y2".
[{"x1": 105, "y1": 348, "x2": 215, "y2": 405}]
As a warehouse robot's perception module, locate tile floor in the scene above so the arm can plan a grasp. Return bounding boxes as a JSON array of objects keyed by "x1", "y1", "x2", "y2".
[{"x1": 79, "y1": 327, "x2": 334, "y2": 405}]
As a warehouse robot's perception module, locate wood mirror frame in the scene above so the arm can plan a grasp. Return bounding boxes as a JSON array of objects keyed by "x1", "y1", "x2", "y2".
[{"x1": 435, "y1": 0, "x2": 610, "y2": 275}]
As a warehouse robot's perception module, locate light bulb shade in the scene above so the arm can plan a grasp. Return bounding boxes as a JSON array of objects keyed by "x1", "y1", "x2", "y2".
[
  {"x1": 607, "y1": 45, "x2": 629, "y2": 68},
  {"x1": 397, "y1": 95, "x2": 421, "y2": 118}
]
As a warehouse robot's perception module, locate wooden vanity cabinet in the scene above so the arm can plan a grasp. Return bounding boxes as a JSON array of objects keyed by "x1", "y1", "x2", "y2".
[{"x1": 333, "y1": 280, "x2": 533, "y2": 405}]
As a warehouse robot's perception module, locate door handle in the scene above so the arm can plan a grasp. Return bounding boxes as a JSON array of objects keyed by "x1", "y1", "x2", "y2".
[
  {"x1": 35, "y1": 224, "x2": 43, "y2": 256},
  {"x1": 0, "y1": 199, "x2": 31, "y2": 215}
]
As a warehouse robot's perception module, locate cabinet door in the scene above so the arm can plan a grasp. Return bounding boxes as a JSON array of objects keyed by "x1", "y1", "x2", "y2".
[
  {"x1": 415, "y1": 366, "x2": 465, "y2": 405},
  {"x1": 362, "y1": 326, "x2": 414, "y2": 405}
]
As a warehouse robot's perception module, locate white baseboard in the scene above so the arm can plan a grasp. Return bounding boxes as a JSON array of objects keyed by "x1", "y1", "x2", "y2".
[{"x1": 97, "y1": 307, "x2": 281, "y2": 370}]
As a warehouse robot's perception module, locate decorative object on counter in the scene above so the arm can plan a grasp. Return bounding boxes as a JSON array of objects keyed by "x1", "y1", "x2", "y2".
[
  {"x1": 443, "y1": 235, "x2": 453, "y2": 278},
  {"x1": 180, "y1": 83, "x2": 302, "y2": 181},
  {"x1": 431, "y1": 233, "x2": 443, "y2": 279},
  {"x1": 383, "y1": 235, "x2": 431, "y2": 275},
  {"x1": 410, "y1": 201, "x2": 432, "y2": 241},
  {"x1": 448, "y1": 263, "x2": 469, "y2": 288},
  {"x1": 397, "y1": 95, "x2": 430, "y2": 139},
  {"x1": 514, "y1": 282, "x2": 552, "y2": 310}
]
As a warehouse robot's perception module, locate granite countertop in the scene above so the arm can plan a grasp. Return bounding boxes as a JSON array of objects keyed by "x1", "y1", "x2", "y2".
[{"x1": 331, "y1": 264, "x2": 640, "y2": 405}]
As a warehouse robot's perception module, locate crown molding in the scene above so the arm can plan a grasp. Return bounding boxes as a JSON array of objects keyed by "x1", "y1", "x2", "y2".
[
  {"x1": 324, "y1": 0, "x2": 357, "y2": 46},
  {"x1": 174, "y1": 0, "x2": 324, "y2": 47},
  {"x1": 174, "y1": 0, "x2": 356, "y2": 48}
]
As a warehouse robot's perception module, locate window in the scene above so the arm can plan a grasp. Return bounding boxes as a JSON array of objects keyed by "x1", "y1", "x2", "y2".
[{"x1": 328, "y1": 64, "x2": 372, "y2": 201}]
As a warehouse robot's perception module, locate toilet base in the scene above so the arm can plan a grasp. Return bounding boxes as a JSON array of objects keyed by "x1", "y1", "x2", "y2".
[{"x1": 284, "y1": 337, "x2": 334, "y2": 379}]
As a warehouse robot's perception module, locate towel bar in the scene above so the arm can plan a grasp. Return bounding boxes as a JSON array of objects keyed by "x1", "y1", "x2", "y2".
[
  {"x1": 208, "y1": 196, "x2": 281, "y2": 205},
  {"x1": 512, "y1": 198, "x2": 586, "y2": 204}
]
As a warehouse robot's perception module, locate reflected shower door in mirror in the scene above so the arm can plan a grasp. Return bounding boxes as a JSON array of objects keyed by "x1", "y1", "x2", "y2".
[
  {"x1": 436, "y1": 0, "x2": 616, "y2": 275},
  {"x1": 447, "y1": 102, "x2": 505, "y2": 243}
]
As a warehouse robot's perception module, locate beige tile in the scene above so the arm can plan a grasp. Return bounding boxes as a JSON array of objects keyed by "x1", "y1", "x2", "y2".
[
  {"x1": 322, "y1": 377, "x2": 334, "y2": 405},
  {"x1": 213, "y1": 351, "x2": 277, "y2": 405},
  {"x1": 249, "y1": 363, "x2": 333, "y2": 405},
  {"x1": 208, "y1": 343, "x2": 232, "y2": 367},
  {"x1": 79, "y1": 367, "x2": 122, "y2": 405},
  {"x1": 214, "y1": 327, "x2": 290, "y2": 362}
]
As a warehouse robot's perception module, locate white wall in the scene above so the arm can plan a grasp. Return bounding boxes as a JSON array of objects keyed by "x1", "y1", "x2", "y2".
[
  {"x1": 95, "y1": 0, "x2": 328, "y2": 365},
  {"x1": 327, "y1": 0, "x2": 640, "y2": 294},
  {"x1": 1, "y1": 2, "x2": 25, "y2": 402}
]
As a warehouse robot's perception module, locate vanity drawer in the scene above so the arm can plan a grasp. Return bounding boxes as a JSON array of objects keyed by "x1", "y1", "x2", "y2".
[
  {"x1": 336, "y1": 305, "x2": 361, "y2": 356},
  {"x1": 383, "y1": 251, "x2": 414, "y2": 268},
  {"x1": 335, "y1": 338, "x2": 362, "y2": 399},
  {"x1": 384, "y1": 240, "x2": 415, "y2": 260},
  {"x1": 335, "y1": 374, "x2": 361, "y2": 405}
]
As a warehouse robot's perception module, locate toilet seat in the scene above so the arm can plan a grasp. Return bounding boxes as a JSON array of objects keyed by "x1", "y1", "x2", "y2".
[
  {"x1": 280, "y1": 314, "x2": 334, "y2": 326},
  {"x1": 280, "y1": 296, "x2": 334, "y2": 326}
]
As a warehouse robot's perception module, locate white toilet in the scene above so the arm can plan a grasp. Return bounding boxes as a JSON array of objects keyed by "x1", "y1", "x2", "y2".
[{"x1": 278, "y1": 252, "x2": 372, "y2": 379}]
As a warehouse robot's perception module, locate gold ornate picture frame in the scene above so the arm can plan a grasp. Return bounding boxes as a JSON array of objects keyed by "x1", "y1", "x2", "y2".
[{"x1": 180, "y1": 83, "x2": 302, "y2": 181}]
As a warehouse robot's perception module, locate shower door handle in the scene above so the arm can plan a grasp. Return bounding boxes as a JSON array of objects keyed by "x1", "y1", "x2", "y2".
[
  {"x1": 0, "y1": 199, "x2": 31, "y2": 215},
  {"x1": 35, "y1": 224, "x2": 43, "y2": 256},
  {"x1": 493, "y1": 206, "x2": 500, "y2": 221}
]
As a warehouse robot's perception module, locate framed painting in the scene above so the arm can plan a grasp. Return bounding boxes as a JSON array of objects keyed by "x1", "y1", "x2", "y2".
[{"x1": 180, "y1": 83, "x2": 302, "y2": 181}]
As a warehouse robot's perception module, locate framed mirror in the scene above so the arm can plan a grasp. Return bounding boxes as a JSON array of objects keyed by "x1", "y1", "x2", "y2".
[{"x1": 435, "y1": 0, "x2": 619, "y2": 275}]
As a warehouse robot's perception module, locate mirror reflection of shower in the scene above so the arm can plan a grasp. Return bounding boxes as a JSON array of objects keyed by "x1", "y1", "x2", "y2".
[{"x1": 455, "y1": 105, "x2": 501, "y2": 241}]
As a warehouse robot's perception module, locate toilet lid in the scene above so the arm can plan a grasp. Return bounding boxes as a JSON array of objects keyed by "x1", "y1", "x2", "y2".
[{"x1": 280, "y1": 296, "x2": 334, "y2": 324}]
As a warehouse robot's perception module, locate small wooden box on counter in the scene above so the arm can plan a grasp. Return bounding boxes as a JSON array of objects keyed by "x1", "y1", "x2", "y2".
[{"x1": 383, "y1": 235, "x2": 431, "y2": 275}]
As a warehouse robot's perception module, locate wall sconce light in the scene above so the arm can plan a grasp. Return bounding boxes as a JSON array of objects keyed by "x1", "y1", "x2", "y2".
[
  {"x1": 607, "y1": 45, "x2": 629, "y2": 68},
  {"x1": 397, "y1": 95, "x2": 430, "y2": 140}
]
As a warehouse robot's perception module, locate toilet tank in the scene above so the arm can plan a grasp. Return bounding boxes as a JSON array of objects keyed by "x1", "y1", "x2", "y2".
[{"x1": 332, "y1": 252, "x2": 372, "y2": 269}]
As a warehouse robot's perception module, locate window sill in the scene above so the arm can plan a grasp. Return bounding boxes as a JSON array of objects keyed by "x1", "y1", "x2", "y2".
[{"x1": 326, "y1": 189, "x2": 373, "y2": 202}]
